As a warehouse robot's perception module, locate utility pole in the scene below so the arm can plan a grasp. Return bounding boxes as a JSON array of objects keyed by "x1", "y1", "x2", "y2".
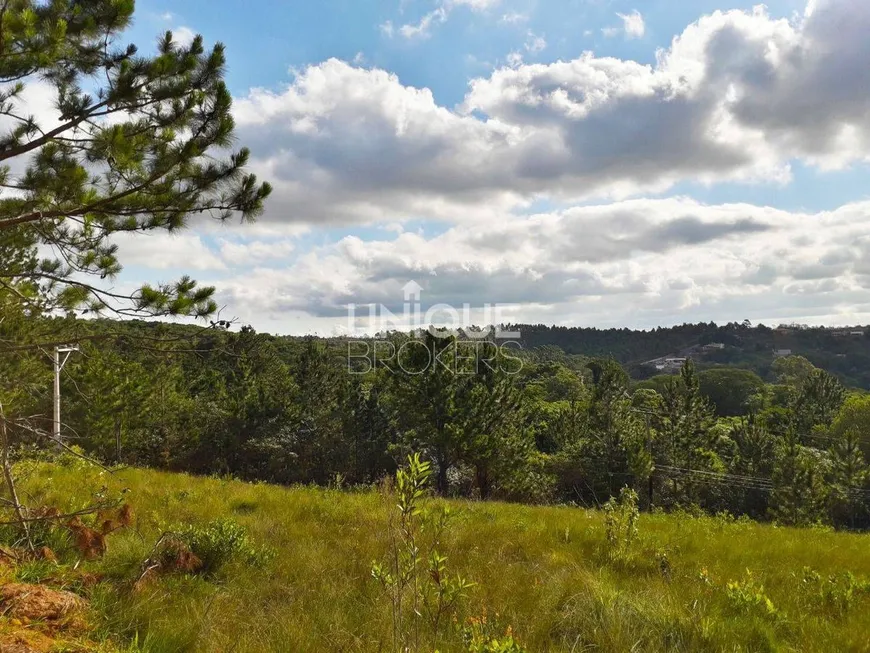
[{"x1": 53, "y1": 345, "x2": 79, "y2": 444}]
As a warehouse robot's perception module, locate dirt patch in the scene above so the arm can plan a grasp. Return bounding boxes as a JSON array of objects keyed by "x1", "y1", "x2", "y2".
[
  {"x1": 0, "y1": 583, "x2": 85, "y2": 625},
  {"x1": 0, "y1": 626, "x2": 95, "y2": 653},
  {"x1": 0, "y1": 583, "x2": 100, "y2": 652},
  {"x1": 0, "y1": 628, "x2": 57, "y2": 652}
]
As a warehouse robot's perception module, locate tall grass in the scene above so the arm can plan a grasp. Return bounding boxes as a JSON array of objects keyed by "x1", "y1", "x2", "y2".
[{"x1": 15, "y1": 462, "x2": 870, "y2": 652}]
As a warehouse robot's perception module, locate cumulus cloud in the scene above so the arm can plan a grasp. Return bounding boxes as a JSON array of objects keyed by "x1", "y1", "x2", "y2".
[
  {"x1": 209, "y1": 198, "x2": 870, "y2": 332},
  {"x1": 218, "y1": 239, "x2": 297, "y2": 266},
  {"x1": 14, "y1": 0, "x2": 866, "y2": 333},
  {"x1": 234, "y1": 0, "x2": 870, "y2": 229},
  {"x1": 112, "y1": 233, "x2": 226, "y2": 271}
]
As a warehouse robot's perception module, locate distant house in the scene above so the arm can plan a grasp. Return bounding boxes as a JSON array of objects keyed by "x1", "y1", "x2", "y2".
[
  {"x1": 644, "y1": 356, "x2": 688, "y2": 373},
  {"x1": 773, "y1": 349, "x2": 792, "y2": 358},
  {"x1": 659, "y1": 357, "x2": 687, "y2": 372},
  {"x1": 850, "y1": 331, "x2": 864, "y2": 337},
  {"x1": 702, "y1": 343, "x2": 725, "y2": 350}
]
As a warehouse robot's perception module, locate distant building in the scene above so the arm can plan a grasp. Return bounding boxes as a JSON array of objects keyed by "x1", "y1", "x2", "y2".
[
  {"x1": 702, "y1": 343, "x2": 725, "y2": 350},
  {"x1": 644, "y1": 356, "x2": 689, "y2": 373},
  {"x1": 850, "y1": 331, "x2": 864, "y2": 337},
  {"x1": 773, "y1": 349, "x2": 792, "y2": 358}
]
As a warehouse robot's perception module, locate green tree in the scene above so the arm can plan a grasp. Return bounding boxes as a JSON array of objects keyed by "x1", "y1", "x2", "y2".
[
  {"x1": 727, "y1": 415, "x2": 776, "y2": 517},
  {"x1": 698, "y1": 368, "x2": 765, "y2": 417},
  {"x1": 656, "y1": 360, "x2": 720, "y2": 505},
  {"x1": 554, "y1": 359, "x2": 650, "y2": 504},
  {"x1": 826, "y1": 398, "x2": 870, "y2": 527},
  {"x1": 771, "y1": 355, "x2": 817, "y2": 388},
  {"x1": 342, "y1": 380, "x2": 396, "y2": 484},
  {"x1": 0, "y1": 0, "x2": 270, "y2": 333},
  {"x1": 792, "y1": 369, "x2": 846, "y2": 440},
  {"x1": 827, "y1": 426, "x2": 868, "y2": 528},
  {"x1": 769, "y1": 428, "x2": 829, "y2": 526},
  {"x1": 388, "y1": 334, "x2": 529, "y2": 497},
  {"x1": 0, "y1": 0, "x2": 270, "y2": 482},
  {"x1": 826, "y1": 395, "x2": 870, "y2": 461}
]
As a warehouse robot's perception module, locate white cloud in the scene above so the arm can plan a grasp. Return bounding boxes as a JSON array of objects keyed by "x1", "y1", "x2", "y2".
[
  {"x1": 218, "y1": 239, "x2": 297, "y2": 266},
  {"x1": 173, "y1": 26, "x2": 196, "y2": 47},
  {"x1": 524, "y1": 30, "x2": 547, "y2": 53},
  {"x1": 210, "y1": 198, "x2": 870, "y2": 331},
  {"x1": 13, "y1": 0, "x2": 867, "y2": 333},
  {"x1": 603, "y1": 10, "x2": 645, "y2": 39},
  {"x1": 506, "y1": 51, "x2": 524, "y2": 67},
  {"x1": 500, "y1": 11, "x2": 528, "y2": 24},
  {"x1": 386, "y1": 0, "x2": 500, "y2": 40},
  {"x1": 620, "y1": 10, "x2": 646, "y2": 38},
  {"x1": 113, "y1": 233, "x2": 226, "y2": 271},
  {"x1": 399, "y1": 7, "x2": 448, "y2": 39},
  {"x1": 232, "y1": 0, "x2": 870, "y2": 229}
]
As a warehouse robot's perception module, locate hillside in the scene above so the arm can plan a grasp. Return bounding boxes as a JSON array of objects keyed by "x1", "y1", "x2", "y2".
[
  {"x1": 7, "y1": 459, "x2": 870, "y2": 652},
  {"x1": 508, "y1": 322, "x2": 870, "y2": 387},
  {"x1": 64, "y1": 318, "x2": 870, "y2": 389}
]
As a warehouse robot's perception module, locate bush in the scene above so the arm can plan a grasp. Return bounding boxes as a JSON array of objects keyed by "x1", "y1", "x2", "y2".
[
  {"x1": 725, "y1": 569, "x2": 778, "y2": 619},
  {"x1": 800, "y1": 567, "x2": 870, "y2": 614},
  {"x1": 175, "y1": 518, "x2": 273, "y2": 575}
]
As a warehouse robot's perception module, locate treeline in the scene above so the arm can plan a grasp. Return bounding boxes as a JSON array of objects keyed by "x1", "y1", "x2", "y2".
[
  {"x1": 9, "y1": 319, "x2": 870, "y2": 530},
  {"x1": 510, "y1": 321, "x2": 870, "y2": 389}
]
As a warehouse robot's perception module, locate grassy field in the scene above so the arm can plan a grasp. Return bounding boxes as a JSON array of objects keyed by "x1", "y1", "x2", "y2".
[{"x1": 8, "y1": 460, "x2": 870, "y2": 652}]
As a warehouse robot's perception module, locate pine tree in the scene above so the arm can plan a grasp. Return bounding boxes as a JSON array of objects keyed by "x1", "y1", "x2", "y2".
[
  {"x1": 791, "y1": 369, "x2": 846, "y2": 440},
  {"x1": 582, "y1": 359, "x2": 650, "y2": 500},
  {"x1": 657, "y1": 360, "x2": 719, "y2": 505},
  {"x1": 769, "y1": 428, "x2": 829, "y2": 526},
  {"x1": 728, "y1": 414, "x2": 776, "y2": 517},
  {"x1": 828, "y1": 426, "x2": 868, "y2": 528},
  {"x1": 0, "y1": 1, "x2": 271, "y2": 331}
]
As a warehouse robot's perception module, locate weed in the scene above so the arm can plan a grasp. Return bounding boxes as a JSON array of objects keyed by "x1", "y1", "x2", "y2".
[
  {"x1": 655, "y1": 547, "x2": 672, "y2": 582},
  {"x1": 463, "y1": 616, "x2": 527, "y2": 653},
  {"x1": 799, "y1": 566, "x2": 870, "y2": 614},
  {"x1": 603, "y1": 486, "x2": 639, "y2": 560},
  {"x1": 14, "y1": 558, "x2": 57, "y2": 584},
  {"x1": 725, "y1": 569, "x2": 778, "y2": 619},
  {"x1": 175, "y1": 518, "x2": 274, "y2": 575}
]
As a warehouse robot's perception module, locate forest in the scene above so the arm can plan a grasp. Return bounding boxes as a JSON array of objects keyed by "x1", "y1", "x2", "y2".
[{"x1": 5, "y1": 317, "x2": 868, "y2": 531}]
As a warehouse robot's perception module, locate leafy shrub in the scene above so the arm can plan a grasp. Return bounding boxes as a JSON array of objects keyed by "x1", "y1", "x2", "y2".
[
  {"x1": 175, "y1": 519, "x2": 273, "y2": 575},
  {"x1": 800, "y1": 567, "x2": 870, "y2": 614},
  {"x1": 371, "y1": 454, "x2": 475, "y2": 652},
  {"x1": 725, "y1": 569, "x2": 778, "y2": 619},
  {"x1": 463, "y1": 621, "x2": 527, "y2": 653}
]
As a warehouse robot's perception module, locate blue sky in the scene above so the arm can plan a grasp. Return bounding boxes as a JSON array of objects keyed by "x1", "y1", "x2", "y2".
[
  {"x1": 134, "y1": 0, "x2": 805, "y2": 100},
  {"x1": 105, "y1": 0, "x2": 870, "y2": 334}
]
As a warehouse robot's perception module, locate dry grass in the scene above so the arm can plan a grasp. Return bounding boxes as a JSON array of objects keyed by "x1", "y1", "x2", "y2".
[{"x1": 11, "y1": 462, "x2": 870, "y2": 652}]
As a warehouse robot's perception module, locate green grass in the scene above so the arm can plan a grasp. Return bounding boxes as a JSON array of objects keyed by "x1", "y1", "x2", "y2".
[{"x1": 12, "y1": 462, "x2": 870, "y2": 652}]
